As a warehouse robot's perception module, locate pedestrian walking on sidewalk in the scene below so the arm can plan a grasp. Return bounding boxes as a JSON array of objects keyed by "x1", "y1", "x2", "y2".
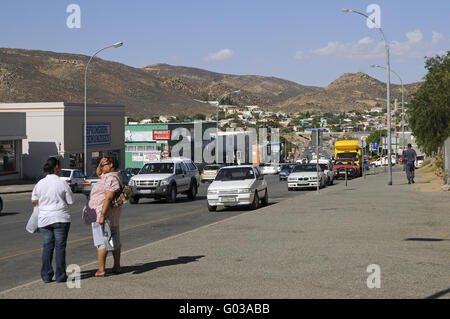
[
  {"x1": 85, "y1": 155, "x2": 123, "y2": 277},
  {"x1": 402, "y1": 144, "x2": 418, "y2": 184},
  {"x1": 31, "y1": 157, "x2": 74, "y2": 283}
]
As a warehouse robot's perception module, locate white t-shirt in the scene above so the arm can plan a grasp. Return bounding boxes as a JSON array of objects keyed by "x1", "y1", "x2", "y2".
[{"x1": 31, "y1": 174, "x2": 74, "y2": 228}]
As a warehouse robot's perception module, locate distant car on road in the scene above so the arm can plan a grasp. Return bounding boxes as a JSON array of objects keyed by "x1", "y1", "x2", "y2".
[
  {"x1": 60, "y1": 169, "x2": 85, "y2": 193},
  {"x1": 259, "y1": 163, "x2": 279, "y2": 175},
  {"x1": 206, "y1": 165, "x2": 268, "y2": 211},
  {"x1": 287, "y1": 164, "x2": 326, "y2": 190},
  {"x1": 279, "y1": 163, "x2": 297, "y2": 181},
  {"x1": 200, "y1": 164, "x2": 225, "y2": 183},
  {"x1": 125, "y1": 167, "x2": 141, "y2": 176},
  {"x1": 416, "y1": 155, "x2": 425, "y2": 168},
  {"x1": 128, "y1": 158, "x2": 200, "y2": 204},
  {"x1": 81, "y1": 169, "x2": 132, "y2": 195}
]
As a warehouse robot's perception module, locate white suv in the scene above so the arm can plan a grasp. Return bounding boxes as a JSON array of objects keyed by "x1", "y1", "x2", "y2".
[
  {"x1": 206, "y1": 165, "x2": 268, "y2": 211},
  {"x1": 128, "y1": 158, "x2": 200, "y2": 204}
]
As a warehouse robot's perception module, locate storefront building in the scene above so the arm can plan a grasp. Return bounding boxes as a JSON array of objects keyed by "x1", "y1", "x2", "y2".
[
  {"x1": 125, "y1": 122, "x2": 216, "y2": 168},
  {"x1": 0, "y1": 112, "x2": 27, "y2": 181},
  {"x1": 0, "y1": 102, "x2": 125, "y2": 180}
]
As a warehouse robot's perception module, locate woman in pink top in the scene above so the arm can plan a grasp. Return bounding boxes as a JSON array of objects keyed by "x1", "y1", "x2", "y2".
[{"x1": 85, "y1": 155, "x2": 123, "y2": 277}]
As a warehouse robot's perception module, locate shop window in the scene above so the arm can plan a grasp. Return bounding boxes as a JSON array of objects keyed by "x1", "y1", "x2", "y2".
[{"x1": 0, "y1": 140, "x2": 17, "y2": 174}]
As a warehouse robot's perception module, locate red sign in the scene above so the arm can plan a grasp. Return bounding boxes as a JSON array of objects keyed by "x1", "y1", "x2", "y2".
[
  {"x1": 162, "y1": 150, "x2": 170, "y2": 158},
  {"x1": 153, "y1": 130, "x2": 171, "y2": 140}
]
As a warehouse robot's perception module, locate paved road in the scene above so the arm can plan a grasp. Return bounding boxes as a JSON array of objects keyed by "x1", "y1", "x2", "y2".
[{"x1": 0, "y1": 175, "x2": 342, "y2": 292}]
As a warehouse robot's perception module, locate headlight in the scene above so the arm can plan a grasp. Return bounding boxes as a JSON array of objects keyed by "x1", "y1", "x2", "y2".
[
  {"x1": 160, "y1": 178, "x2": 170, "y2": 186},
  {"x1": 238, "y1": 188, "x2": 252, "y2": 194},
  {"x1": 208, "y1": 189, "x2": 218, "y2": 195},
  {"x1": 129, "y1": 179, "x2": 135, "y2": 186}
]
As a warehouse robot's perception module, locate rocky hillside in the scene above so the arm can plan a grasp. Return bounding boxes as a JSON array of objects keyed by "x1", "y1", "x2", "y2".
[
  {"x1": 280, "y1": 72, "x2": 421, "y2": 113},
  {"x1": 0, "y1": 48, "x2": 421, "y2": 117}
]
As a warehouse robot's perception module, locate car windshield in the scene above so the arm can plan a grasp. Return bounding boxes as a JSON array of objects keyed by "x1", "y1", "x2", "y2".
[
  {"x1": 88, "y1": 172, "x2": 100, "y2": 179},
  {"x1": 417, "y1": 155, "x2": 424, "y2": 160},
  {"x1": 281, "y1": 164, "x2": 292, "y2": 170},
  {"x1": 292, "y1": 165, "x2": 318, "y2": 172},
  {"x1": 139, "y1": 163, "x2": 174, "y2": 174},
  {"x1": 61, "y1": 170, "x2": 71, "y2": 177},
  {"x1": 204, "y1": 165, "x2": 221, "y2": 170},
  {"x1": 215, "y1": 167, "x2": 255, "y2": 181}
]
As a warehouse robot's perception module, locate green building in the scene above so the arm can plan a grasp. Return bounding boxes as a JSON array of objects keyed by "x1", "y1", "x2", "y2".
[{"x1": 124, "y1": 122, "x2": 216, "y2": 168}]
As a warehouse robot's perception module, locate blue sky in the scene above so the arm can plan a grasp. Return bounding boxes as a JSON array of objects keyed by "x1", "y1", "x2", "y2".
[{"x1": 0, "y1": 0, "x2": 448, "y2": 87}]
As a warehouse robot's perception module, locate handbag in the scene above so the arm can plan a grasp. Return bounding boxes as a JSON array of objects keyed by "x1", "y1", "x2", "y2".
[
  {"x1": 26, "y1": 206, "x2": 40, "y2": 233},
  {"x1": 111, "y1": 177, "x2": 132, "y2": 208}
]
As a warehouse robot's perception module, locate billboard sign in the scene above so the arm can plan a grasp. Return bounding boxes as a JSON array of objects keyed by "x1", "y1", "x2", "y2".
[
  {"x1": 82, "y1": 122, "x2": 111, "y2": 146},
  {"x1": 153, "y1": 130, "x2": 171, "y2": 140}
]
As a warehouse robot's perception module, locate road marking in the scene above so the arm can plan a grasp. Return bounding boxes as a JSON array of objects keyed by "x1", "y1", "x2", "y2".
[{"x1": 0, "y1": 208, "x2": 205, "y2": 262}]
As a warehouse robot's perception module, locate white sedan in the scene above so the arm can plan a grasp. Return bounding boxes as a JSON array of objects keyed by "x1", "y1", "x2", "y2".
[
  {"x1": 287, "y1": 164, "x2": 326, "y2": 190},
  {"x1": 259, "y1": 164, "x2": 279, "y2": 175},
  {"x1": 207, "y1": 165, "x2": 268, "y2": 211}
]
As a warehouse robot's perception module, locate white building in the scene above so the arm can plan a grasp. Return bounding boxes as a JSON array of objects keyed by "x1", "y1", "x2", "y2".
[{"x1": 0, "y1": 102, "x2": 125, "y2": 180}]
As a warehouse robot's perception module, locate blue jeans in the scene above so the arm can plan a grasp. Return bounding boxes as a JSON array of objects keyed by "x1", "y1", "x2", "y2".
[
  {"x1": 39, "y1": 222, "x2": 71, "y2": 282},
  {"x1": 406, "y1": 162, "x2": 415, "y2": 180}
]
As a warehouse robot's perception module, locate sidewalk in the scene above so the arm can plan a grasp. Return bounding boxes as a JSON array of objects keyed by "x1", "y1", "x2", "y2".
[
  {"x1": 0, "y1": 180, "x2": 35, "y2": 195},
  {"x1": 1, "y1": 169, "x2": 449, "y2": 299}
]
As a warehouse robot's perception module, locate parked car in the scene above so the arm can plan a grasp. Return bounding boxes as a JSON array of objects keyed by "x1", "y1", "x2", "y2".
[
  {"x1": 279, "y1": 163, "x2": 297, "y2": 181},
  {"x1": 128, "y1": 157, "x2": 200, "y2": 204},
  {"x1": 60, "y1": 169, "x2": 85, "y2": 193},
  {"x1": 333, "y1": 159, "x2": 358, "y2": 179},
  {"x1": 287, "y1": 164, "x2": 326, "y2": 191},
  {"x1": 200, "y1": 164, "x2": 225, "y2": 183},
  {"x1": 125, "y1": 167, "x2": 141, "y2": 176},
  {"x1": 81, "y1": 170, "x2": 132, "y2": 195},
  {"x1": 259, "y1": 163, "x2": 279, "y2": 175},
  {"x1": 416, "y1": 155, "x2": 425, "y2": 168},
  {"x1": 206, "y1": 165, "x2": 268, "y2": 211},
  {"x1": 310, "y1": 160, "x2": 335, "y2": 185}
]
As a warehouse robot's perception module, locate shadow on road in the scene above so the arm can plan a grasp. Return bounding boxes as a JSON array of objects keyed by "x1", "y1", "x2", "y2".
[
  {"x1": 425, "y1": 287, "x2": 450, "y2": 299},
  {"x1": 0, "y1": 212, "x2": 20, "y2": 217},
  {"x1": 80, "y1": 255, "x2": 205, "y2": 279}
]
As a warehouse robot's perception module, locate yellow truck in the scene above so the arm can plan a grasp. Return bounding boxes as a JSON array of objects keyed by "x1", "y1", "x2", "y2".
[{"x1": 334, "y1": 140, "x2": 362, "y2": 177}]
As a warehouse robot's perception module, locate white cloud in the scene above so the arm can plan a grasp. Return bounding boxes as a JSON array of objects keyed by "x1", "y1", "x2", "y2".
[
  {"x1": 312, "y1": 30, "x2": 446, "y2": 60},
  {"x1": 432, "y1": 31, "x2": 444, "y2": 45},
  {"x1": 203, "y1": 48, "x2": 235, "y2": 63},
  {"x1": 405, "y1": 29, "x2": 423, "y2": 44},
  {"x1": 294, "y1": 50, "x2": 306, "y2": 60}
]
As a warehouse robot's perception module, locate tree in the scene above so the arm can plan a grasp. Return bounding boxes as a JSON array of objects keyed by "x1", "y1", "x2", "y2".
[
  {"x1": 408, "y1": 52, "x2": 450, "y2": 155},
  {"x1": 193, "y1": 113, "x2": 206, "y2": 121}
]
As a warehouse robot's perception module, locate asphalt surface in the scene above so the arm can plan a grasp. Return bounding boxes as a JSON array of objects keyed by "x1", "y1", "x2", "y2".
[{"x1": 0, "y1": 175, "x2": 338, "y2": 292}]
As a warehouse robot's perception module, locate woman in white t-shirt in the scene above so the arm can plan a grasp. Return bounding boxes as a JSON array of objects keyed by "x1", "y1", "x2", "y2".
[{"x1": 31, "y1": 157, "x2": 74, "y2": 283}]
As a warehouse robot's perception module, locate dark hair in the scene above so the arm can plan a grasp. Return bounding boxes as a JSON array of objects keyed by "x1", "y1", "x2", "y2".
[
  {"x1": 103, "y1": 155, "x2": 118, "y2": 169},
  {"x1": 407, "y1": 143, "x2": 412, "y2": 148},
  {"x1": 43, "y1": 157, "x2": 61, "y2": 173}
]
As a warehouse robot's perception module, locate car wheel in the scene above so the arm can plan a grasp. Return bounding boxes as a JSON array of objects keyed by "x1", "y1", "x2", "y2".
[
  {"x1": 0, "y1": 196, "x2": 3, "y2": 213},
  {"x1": 187, "y1": 182, "x2": 197, "y2": 200},
  {"x1": 130, "y1": 196, "x2": 140, "y2": 204},
  {"x1": 288, "y1": 187, "x2": 292, "y2": 191},
  {"x1": 166, "y1": 184, "x2": 177, "y2": 203},
  {"x1": 330, "y1": 178, "x2": 334, "y2": 185},
  {"x1": 261, "y1": 189, "x2": 269, "y2": 206},
  {"x1": 249, "y1": 192, "x2": 259, "y2": 210},
  {"x1": 207, "y1": 203, "x2": 217, "y2": 212}
]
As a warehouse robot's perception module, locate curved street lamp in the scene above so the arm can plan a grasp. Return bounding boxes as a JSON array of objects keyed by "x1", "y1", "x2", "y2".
[
  {"x1": 343, "y1": 9, "x2": 393, "y2": 185},
  {"x1": 84, "y1": 42, "x2": 123, "y2": 176}
]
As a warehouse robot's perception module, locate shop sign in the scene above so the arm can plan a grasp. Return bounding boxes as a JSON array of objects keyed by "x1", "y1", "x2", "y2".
[
  {"x1": 125, "y1": 130, "x2": 153, "y2": 142},
  {"x1": 153, "y1": 130, "x2": 171, "y2": 140},
  {"x1": 143, "y1": 151, "x2": 161, "y2": 162},
  {"x1": 132, "y1": 152, "x2": 144, "y2": 162},
  {"x1": 82, "y1": 123, "x2": 111, "y2": 146}
]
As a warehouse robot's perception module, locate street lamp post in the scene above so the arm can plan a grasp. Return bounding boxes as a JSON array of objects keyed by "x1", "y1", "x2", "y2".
[
  {"x1": 84, "y1": 42, "x2": 123, "y2": 176},
  {"x1": 215, "y1": 89, "x2": 240, "y2": 164},
  {"x1": 343, "y1": 9, "x2": 392, "y2": 185}
]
